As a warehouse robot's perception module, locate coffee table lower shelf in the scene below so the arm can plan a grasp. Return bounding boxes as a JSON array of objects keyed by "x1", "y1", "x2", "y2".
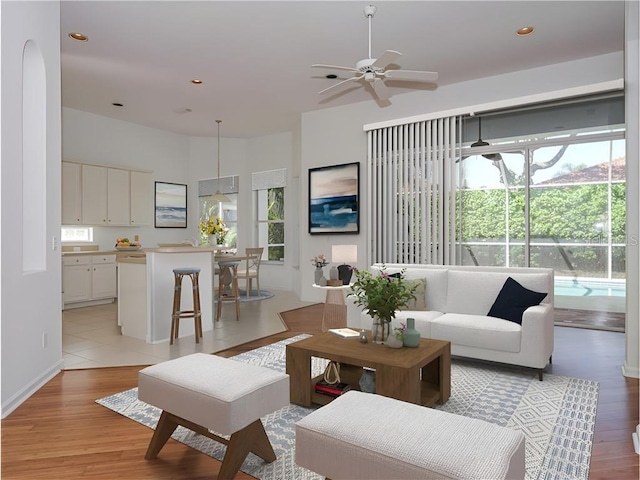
[{"x1": 310, "y1": 371, "x2": 442, "y2": 407}]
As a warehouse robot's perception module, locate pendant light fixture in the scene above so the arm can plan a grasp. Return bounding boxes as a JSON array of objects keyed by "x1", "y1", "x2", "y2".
[
  {"x1": 471, "y1": 117, "x2": 502, "y2": 161},
  {"x1": 211, "y1": 119, "x2": 230, "y2": 203}
]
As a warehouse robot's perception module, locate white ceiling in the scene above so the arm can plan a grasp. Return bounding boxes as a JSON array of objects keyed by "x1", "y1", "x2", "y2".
[{"x1": 60, "y1": 1, "x2": 625, "y2": 139}]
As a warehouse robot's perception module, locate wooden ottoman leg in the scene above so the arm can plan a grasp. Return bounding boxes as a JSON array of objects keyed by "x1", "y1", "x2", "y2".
[
  {"x1": 145, "y1": 411, "x2": 179, "y2": 460},
  {"x1": 218, "y1": 419, "x2": 276, "y2": 480}
]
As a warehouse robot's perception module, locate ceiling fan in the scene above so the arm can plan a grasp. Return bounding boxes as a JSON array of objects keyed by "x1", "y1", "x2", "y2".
[{"x1": 312, "y1": 5, "x2": 438, "y2": 101}]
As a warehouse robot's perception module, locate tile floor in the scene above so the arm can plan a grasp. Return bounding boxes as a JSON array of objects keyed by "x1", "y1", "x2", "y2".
[{"x1": 62, "y1": 289, "x2": 314, "y2": 369}]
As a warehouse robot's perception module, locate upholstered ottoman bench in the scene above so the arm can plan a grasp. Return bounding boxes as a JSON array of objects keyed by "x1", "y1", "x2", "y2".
[
  {"x1": 296, "y1": 390, "x2": 525, "y2": 480},
  {"x1": 138, "y1": 353, "x2": 289, "y2": 480}
]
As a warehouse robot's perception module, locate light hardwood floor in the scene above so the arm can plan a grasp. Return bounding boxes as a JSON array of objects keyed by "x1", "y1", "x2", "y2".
[{"x1": 2, "y1": 303, "x2": 638, "y2": 479}]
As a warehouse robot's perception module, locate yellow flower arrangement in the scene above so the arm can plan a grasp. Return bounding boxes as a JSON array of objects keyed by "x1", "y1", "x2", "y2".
[{"x1": 200, "y1": 215, "x2": 226, "y2": 237}]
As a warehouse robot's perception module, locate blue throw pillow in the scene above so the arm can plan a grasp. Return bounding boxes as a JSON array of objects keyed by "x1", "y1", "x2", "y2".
[{"x1": 487, "y1": 277, "x2": 547, "y2": 325}]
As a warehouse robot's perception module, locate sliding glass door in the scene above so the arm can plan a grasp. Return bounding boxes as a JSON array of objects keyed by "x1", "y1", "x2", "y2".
[{"x1": 457, "y1": 134, "x2": 626, "y2": 313}]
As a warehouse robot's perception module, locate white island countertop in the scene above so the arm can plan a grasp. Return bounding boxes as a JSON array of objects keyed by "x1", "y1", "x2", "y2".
[{"x1": 118, "y1": 247, "x2": 216, "y2": 343}]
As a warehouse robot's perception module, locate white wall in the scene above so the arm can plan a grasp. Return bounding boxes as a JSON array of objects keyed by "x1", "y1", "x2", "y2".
[
  {"x1": 246, "y1": 132, "x2": 296, "y2": 291},
  {"x1": 624, "y1": 0, "x2": 639, "y2": 379},
  {"x1": 62, "y1": 108, "x2": 193, "y2": 249},
  {"x1": 1, "y1": 1, "x2": 63, "y2": 417},
  {"x1": 299, "y1": 52, "x2": 625, "y2": 305}
]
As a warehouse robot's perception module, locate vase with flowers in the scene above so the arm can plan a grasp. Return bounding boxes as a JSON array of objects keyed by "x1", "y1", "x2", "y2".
[
  {"x1": 200, "y1": 215, "x2": 227, "y2": 245},
  {"x1": 348, "y1": 266, "x2": 417, "y2": 344},
  {"x1": 311, "y1": 254, "x2": 329, "y2": 285}
]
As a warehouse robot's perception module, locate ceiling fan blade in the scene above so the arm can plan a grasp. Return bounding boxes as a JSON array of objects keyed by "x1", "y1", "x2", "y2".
[
  {"x1": 371, "y1": 50, "x2": 402, "y2": 69},
  {"x1": 384, "y1": 69, "x2": 439, "y2": 83},
  {"x1": 371, "y1": 78, "x2": 391, "y2": 100},
  {"x1": 318, "y1": 75, "x2": 362, "y2": 95},
  {"x1": 312, "y1": 63, "x2": 359, "y2": 73}
]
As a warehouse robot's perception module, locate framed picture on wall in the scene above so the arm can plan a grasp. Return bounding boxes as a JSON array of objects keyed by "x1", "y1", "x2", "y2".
[
  {"x1": 308, "y1": 162, "x2": 359, "y2": 235},
  {"x1": 154, "y1": 181, "x2": 187, "y2": 228}
]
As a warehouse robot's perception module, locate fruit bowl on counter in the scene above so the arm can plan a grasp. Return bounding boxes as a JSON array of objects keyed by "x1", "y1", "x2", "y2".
[{"x1": 115, "y1": 237, "x2": 142, "y2": 251}]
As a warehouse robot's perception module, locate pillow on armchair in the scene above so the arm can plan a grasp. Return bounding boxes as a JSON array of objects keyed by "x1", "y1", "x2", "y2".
[{"x1": 487, "y1": 276, "x2": 547, "y2": 325}]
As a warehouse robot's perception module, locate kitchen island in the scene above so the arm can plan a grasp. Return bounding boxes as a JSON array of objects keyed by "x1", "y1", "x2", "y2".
[{"x1": 117, "y1": 246, "x2": 216, "y2": 344}]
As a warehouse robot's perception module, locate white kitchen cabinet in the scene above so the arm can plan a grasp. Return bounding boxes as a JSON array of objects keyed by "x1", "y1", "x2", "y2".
[
  {"x1": 91, "y1": 255, "x2": 117, "y2": 299},
  {"x1": 81, "y1": 164, "x2": 108, "y2": 225},
  {"x1": 82, "y1": 165, "x2": 131, "y2": 226},
  {"x1": 62, "y1": 162, "x2": 82, "y2": 224},
  {"x1": 107, "y1": 168, "x2": 131, "y2": 225},
  {"x1": 130, "y1": 171, "x2": 153, "y2": 225},
  {"x1": 62, "y1": 256, "x2": 92, "y2": 304},
  {"x1": 63, "y1": 254, "x2": 117, "y2": 309},
  {"x1": 63, "y1": 162, "x2": 152, "y2": 227}
]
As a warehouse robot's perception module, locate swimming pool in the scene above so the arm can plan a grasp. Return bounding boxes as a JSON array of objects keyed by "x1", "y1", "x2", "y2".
[{"x1": 554, "y1": 279, "x2": 626, "y2": 297}]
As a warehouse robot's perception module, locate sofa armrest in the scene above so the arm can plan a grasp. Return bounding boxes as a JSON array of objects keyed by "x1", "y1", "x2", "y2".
[{"x1": 519, "y1": 303, "x2": 554, "y2": 367}]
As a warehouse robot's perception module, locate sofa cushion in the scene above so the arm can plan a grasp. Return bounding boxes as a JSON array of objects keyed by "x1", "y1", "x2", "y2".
[
  {"x1": 361, "y1": 310, "x2": 443, "y2": 338},
  {"x1": 445, "y1": 270, "x2": 549, "y2": 315},
  {"x1": 392, "y1": 310, "x2": 444, "y2": 338},
  {"x1": 384, "y1": 269, "x2": 448, "y2": 312},
  {"x1": 408, "y1": 269, "x2": 447, "y2": 312},
  {"x1": 405, "y1": 278, "x2": 427, "y2": 310},
  {"x1": 430, "y1": 313, "x2": 521, "y2": 353},
  {"x1": 488, "y1": 277, "x2": 548, "y2": 325}
]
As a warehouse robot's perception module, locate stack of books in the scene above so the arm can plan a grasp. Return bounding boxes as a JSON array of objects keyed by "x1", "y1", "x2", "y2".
[{"x1": 314, "y1": 379, "x2": 351, "y2": 397}]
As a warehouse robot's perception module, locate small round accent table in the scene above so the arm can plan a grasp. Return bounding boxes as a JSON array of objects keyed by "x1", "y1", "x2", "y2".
[{"x1": 312, "y1": 284, "x2": 351, "y2": 332}]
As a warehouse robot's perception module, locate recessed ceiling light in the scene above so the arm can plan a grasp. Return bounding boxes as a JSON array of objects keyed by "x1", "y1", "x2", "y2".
[
  {"x1": 516, "y1": 26, "x2": 535, "y2": 36},
  {"x1": 112, "y1": 102, "x2": 123, "y2": 107},
  {"x1": 326, "y1": 74, "x2": 338, "y2": 79},
  {"x1": 68, "y1": 32, "x2": 88, "y2": 42},
  {"x1": 191, "y1": 79, "x2": 203, "y2": 85}
]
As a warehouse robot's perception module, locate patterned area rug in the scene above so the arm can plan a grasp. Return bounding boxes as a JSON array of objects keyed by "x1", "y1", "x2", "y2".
[
  {"x1": 96, "y1": 335, "x2": 599, "y2": 480},
  {"x1": 214, "y1": 289, "x2": 274, "y2": 303}
]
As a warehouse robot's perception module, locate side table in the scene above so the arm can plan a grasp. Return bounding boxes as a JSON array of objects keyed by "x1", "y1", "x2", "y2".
[{"x1": 312, "y1": 284, "x2": 351, "y2": 332}]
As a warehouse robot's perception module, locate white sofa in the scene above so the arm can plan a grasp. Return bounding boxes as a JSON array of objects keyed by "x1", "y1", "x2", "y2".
[{"x1": 347, "y1": 263, "x2": 554, "y2": 379}]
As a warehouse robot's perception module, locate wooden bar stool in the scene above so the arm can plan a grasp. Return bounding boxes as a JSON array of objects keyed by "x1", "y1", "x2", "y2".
[
  {"x1": 170, "y1": 268, "x2": 202, "y2": 345},
  {"x1": 216, "y1": 261, "x2": 240, "y2": 322}
]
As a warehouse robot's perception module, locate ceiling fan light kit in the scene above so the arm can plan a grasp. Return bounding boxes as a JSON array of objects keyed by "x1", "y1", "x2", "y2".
[
  {"x1": 212, "y1": 119, "x2": 230, "y2": 203},
  {"x1": 312, "y1": 4, "x2": 438, "y2": 102}
]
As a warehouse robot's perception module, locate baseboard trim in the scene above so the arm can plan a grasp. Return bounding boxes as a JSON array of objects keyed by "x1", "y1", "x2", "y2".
[
  {"x1": 1, "y1": 359, "x2": 63, "y2": 419},
  {"x1": 622, "y1": 363, "x2": 640, "y2": 379}
]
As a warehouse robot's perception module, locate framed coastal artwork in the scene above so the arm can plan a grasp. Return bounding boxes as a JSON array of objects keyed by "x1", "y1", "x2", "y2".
[
  {"x1": 308, "y1": 162, "x2": 359, "y2": 235},
  {"x1": 154, "y1": 181, "x2": 187, "y2": 228}
]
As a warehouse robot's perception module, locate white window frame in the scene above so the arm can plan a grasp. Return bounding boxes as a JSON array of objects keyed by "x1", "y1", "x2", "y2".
[
  {"x1": 61, "y1": 227, "x2": 94, "y2": 243},
  {"x1": 256, "y1": 186, "x2": 285, "y2": 262}
]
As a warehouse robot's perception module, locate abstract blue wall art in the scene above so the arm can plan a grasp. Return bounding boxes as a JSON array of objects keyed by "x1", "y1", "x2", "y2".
[
  {"x1": 309, "y1": 162, "x2": 359, "y2": 234},
  {"x1": 155, "y1": 181, "x2": 187, "y2": 228}
]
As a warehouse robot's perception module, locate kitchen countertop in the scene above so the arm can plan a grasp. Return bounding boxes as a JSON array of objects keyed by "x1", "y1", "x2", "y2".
[
  {"x1": 63, "y1": 246, "x2": 220, "y2": 256},
  {"x1": 62, "y1": 250, "x2": 119, "y2": 256},
  {"x1": 115, "y1": 245, "x2": 220, "y2": 264}
]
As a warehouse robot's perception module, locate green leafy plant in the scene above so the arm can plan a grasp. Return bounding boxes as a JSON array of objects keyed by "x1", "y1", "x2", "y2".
[{"x1": 348, "y1": 266, "x2": 418, "y2": 322}]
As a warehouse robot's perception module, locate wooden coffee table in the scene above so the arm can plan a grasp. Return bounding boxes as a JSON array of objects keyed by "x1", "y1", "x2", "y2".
[{"x1": 286, "y1": 331, "x2": 451, "y2": 408}]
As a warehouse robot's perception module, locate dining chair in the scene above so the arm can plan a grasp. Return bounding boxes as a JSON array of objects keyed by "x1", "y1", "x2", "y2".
[{"x1": 237, "y1": 247, "x2": 263, "y2": 298}]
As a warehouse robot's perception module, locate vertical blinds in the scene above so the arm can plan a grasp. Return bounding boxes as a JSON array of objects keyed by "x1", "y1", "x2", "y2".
[{"x1": 367, "y1": 116, "x2": 460, "y2": 265}]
